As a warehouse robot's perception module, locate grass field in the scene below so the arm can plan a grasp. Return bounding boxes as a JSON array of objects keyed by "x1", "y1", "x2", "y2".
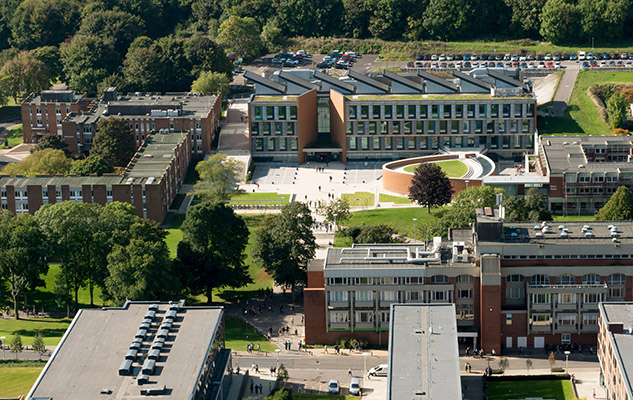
[
  {"x1": 403, "y1": 160, "x2": 468, "y2": 178},
  {"x1": 0, "y1": 366, "x2": 43, "y2": 398},
  {"x1": 378, "y1": 193, "x2": 413, "y2": 204},
  {"x1": 4, "y1": 125, "x2": 22, "y2": 147},
  {"x1": 346, "y1": 206, "x2": 443, "y2": 238},
  {"x1": 229, "y1": 192, "x2": 290, "y2": 204},
  {"x1": 341, "y1": 192, "x2": 375, "y2": 207},
  {"x1": 553, "y1": 214, "x2": 596, "y2": 221},
  {"x1": 0, "y1": 317, "x2": 72, "y2": 346},
  {"x1": 487, "y1": 379, "x2": 575, "y2": 400},
  {"x1": 293, "y1": 394, "x2": 356, "y2": 400},
  {"x1": 225, "y1": 316, "x2": 277, "y2": 352},
  {"x1": 539, "y1": 71, "x2": 633, "y2": 136}
]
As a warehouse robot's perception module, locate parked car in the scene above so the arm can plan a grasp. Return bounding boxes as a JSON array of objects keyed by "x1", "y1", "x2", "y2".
[
  {"x1": 271, "y1": 57, "x2": 285, "y2": 64},
  {"x1": 283, "y1": 59, "x2": 299, "y2": 67},
  {"x1": 582, "y1": 61, "x2": 590, "y2": 68},
  {"x1": 416, "y1": 54, "x2": 423, "y2": 61},
  {"x1": 316, "y1": 61, "x2": 332, "y2": 68},
  {"x1": 368, "y1": 364, "x2": 389, "y2": 377},
  {"x1": 464, "y1": 61, "x2": 471, "y2": 68},
  {"x1": 511, "y1": 54, "x2": 519, "y2": 61},
  {"x1": 350, "y1": 377, "x2": 361, "y2": 396},
  {"x1": 519, "y1": 55, "x2": 527, "y2": 61},
  {"x1": 439, "y1": 54, "x2": 446, "y2": 61},
  {"x1": 447, "y1": 54, "x2": 454, "y2": 61},
  {"x1": 471, "y1": 53, "x2": 478, "y2": 60},
  {"x1": 527, "y1": 54, "x2": 535, "y2": 61},
  {"x1": 503, "y1": 53, "x2": 511, "y2": 61},
  {"x1": 578, "y1": 51, "x2": 586, "y2": 60},
  {"x1": 328, "y1": 379, "x2": 340, "y2": 394},
  {"x1": 570, "y1": 53, "x2": 578, "y2": 61},
  {"x1": 495, "y1": 54, "x2": 503, "y2": 61},
  {"x1": 414, "y1": 61, "x2": 424, "y2": 67},
  {"x1": 520, "y1": 62, "x2": 527, "y2": 68},
  {"x1": 536, "y1": 54, "x2": 544, "y2": 61},
  {"x1": 496, "y1": 62, "x2": 503, "y2": 67},
  {"x1": 406, "y1": 61, "x2": 414, "y2": 68},
  {"x1": 431, "y1": 54, "x2": 438, "y2": 61},
  {"x1": 544, "y1": 53, "x2": 552, "y2": 61},
  {"x1": 621, "y1": 53, "x2": 629, "y2": 59},
  {"x1": 587, "y1": 52, "x2": 594, "y2": 60}
]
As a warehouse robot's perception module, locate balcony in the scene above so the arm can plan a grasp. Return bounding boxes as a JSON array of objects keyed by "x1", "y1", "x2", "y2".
[
  {"x1": 328, "y1": 301, "x2": 349, "y2": 309},
  {"x1": 531, "y1": 303, "x2": 552, "y2": 311},
  {"x1": 555, "y1": 324, "x2": 577, "y2": 333},
  {"x1": 530, "y1": 324, "x2": 552, "y2": 333},
  {"x1": 328, "y1": 322, "x2": 351, "y2": 331},
  {"x1": 556, "y1": 303, "x2": 578, "y2": 311},
  {"x1": 354, "y1": 322, "x2": 375, "y2": 330}
]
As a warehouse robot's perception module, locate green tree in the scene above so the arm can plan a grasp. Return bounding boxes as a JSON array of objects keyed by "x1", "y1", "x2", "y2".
[
  {"x1": 177, "y1": 202, "x2": 250, "y2": 303},
  {"x1": 1, "y1": 148, "x2": 72, "y2": 177},
  {"x1": 70, "y1": 155, "x2": 114, "y2": 176},
  {"x1": 607, "y1": 92, "x2": 628, "y2": 129},
  {"x1": 184, "y1": 34, "x2": 233, "y2": 78},
  {"x1": 408, "y1": 163, "x2": 453, "y2": 213},
  {"x1": 275, "y1": 0, "x2": 343, "y2": 38},
  {"x1": 216, "y1": 16, "x2": 262, "y2": 61},
  {"x1": 0, "y1": 51, "x2": 50, "y2": 102},
  {"x1": 526, "y1": 358, "x2": 533, "y2": 374},
  {"x1": 191, "y1": 71, "x2": 230, "y2": 97},
  {"x1": 317, "y1": 199, "x2": 351, "y2": 227},
  {"x1": 0, "y1": 213, "x2": 48, "y2": 319},
  {"x1": 525, "y1": 188, "x2": 552, "y2": 221},
  {"x1": 60, "y1": 35, "x2": 119, "y2": 95},
  {"x1": 193, "y1": 153, "x2": 243, "y2": 201},
  {"x1": 503, "y1": 196, "x2": 528, "y2": 222},
  {"x1": 539, "y1": 0, "x2": 580, "y2": 44},
  {"x1": 548, "y1": 351, "x2": 556, "y2": 370},
  {"x1": 579, "y1": 0, "x2": 629, "y2": 42},
  {"x1": 422, "y1": 0, "x2": 467, "y2": 40},
  {"x1": 155, "y1": 36, "x2": 192, "y2": 92},
  {"x1": 498, "y1": 357, "x2": 510, "y2": 372},
  {"x1": 78, "y1": 10, "x2": 145, "y2": 58},
  {"x1": 0, "y1": 0, "x2": 21, "y2": 50},
  {"x1": 32, "y1": 331, "x2": 46, "y2": 360},
  {"x1": 9, "y1": 333, "x2": 23, "y2": 359},
  {"x1": 262, "y1": 19, "x2": 286, "y2": 50},
  {"x1": 91, "y1": 118, "x2": 136, "y2": 167},
  {"x1": 356, "y1": 224, "x2": 402, "y2": 243},
  {"x1": 251, "y1": 202, "x2": 316, "y2": 298},
  {"x1": 277, "y1": 364, "x2": 290, "y2": 383},
  {"x1": 504, "y1": 0, "x2": 546, "y2": 37},
  {"x1": 266, "y1": 387, "x2": 292, "y2": 400},
  {"x1": 452, "y1": 186, "x2": 503, "y2": 210},
  {"x1": 341, "y1": 0, "x2": 372, "y2": 38},
  {"x1": 35, "y1": 202, "x2": 100, "y2": 316},
  {"x1": 122, "y1": 37, "x2": 164, "y2": 92},
  {"x1": 596, "y1": 186, "x2": 633, "y2": 221},
  {"x1": 106, "y1": 238, "x2": 178, "y2": 305},
  {"x1": 368, "y1": 0, "x2": 409, "y2": 40},
  {"x1": 10, "y1": 0, "x2": 81, "y2": 50},
  {"x1": 31, "y1": 46, "x2": 63, "y2": 82},
  {"x1": 32, "y1": 135, "x2": 69, "y2": 155}
]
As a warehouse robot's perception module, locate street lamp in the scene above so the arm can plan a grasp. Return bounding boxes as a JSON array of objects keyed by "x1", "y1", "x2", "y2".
[
  {"x1": 412, "y1": 218, "x2": 417, "y2": 243},
  {"x1": 565, "y1": 350, "x2": 570, "y2": 373},
  {"x1": 0, "y1": 336, "x2": 5, "y2": 359},
  {"x1": 275, "y1": 348, "x2": 281, "y2": 375},
  {"x1": 362, "y1": 352, "x2": 369, "y2": 384}
]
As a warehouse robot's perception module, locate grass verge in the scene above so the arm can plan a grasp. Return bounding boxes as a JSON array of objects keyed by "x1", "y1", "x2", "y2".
[
  {"x1": 552, "y1": 214, "x2": 595, "y2": 221},
  {"x1": 293, "y1": 394, "x2": 356, "y2": 400},
  {"x1": 341, "y1": 192, "x2": 375, "y2": 207},
  {"x1": 487, "y1": 379, "x2": 575, "y2": 400},
  {"x1": 0, "y1": 317, "x2": 72, "y2": 346},
  {"x1": 229, "y1": 192, "x2": 290, "y2": 204},
  {"x1": 225, "y1": 316, "x2": 277, "y2": 352},
  {"x1": 4, "y1": 125, "x2": 22, "y2": 147},
  {"x1": 378, "y1": 193, "x2": 413, "y2": 204}
]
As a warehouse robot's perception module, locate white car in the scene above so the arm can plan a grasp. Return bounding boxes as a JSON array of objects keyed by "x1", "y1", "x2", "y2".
[
  {"x1": 579, "y1": 51, "x2": 586, "y2": 60},
  {"x1": 519, "y1": 55, "x2": 527, "y2": 61},
  {"x1": 439, "y1": 54, "x2": 446, "y2": 61},
  {"x1": 328, "y1": 379, "x2": 340, "y2": 394},
  {"x1": 368, "y1": 364, "x2": 389, "y2": 377}
]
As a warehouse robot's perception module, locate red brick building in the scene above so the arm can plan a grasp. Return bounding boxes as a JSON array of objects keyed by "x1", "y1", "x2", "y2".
[
  {"x1": 21, "y1": 91, "x2": 91, "y2": 143},
  {"x1": 597, "y1": 303, "x2": 633, "y2": 400}
]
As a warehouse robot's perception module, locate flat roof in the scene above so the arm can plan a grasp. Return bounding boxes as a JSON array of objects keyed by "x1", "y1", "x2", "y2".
[
  {"x1": 388, "y1": 304, "x2": 461, "y2": 400},
  {"x1": 540, "y1": 136, "x2": 633, "y2": 174},
  {"x1": 124, "y1": 130, "x2": 188, "y2": 181},
  {"x1": 599, "y1": 303, "x2": 633, "y2": 398},
  {"x1": 482, "y1": 175, "x2": 550, "y2": 184},
  {"x1": 28, "y1": 301, "x2": 223, "y2": 400}
]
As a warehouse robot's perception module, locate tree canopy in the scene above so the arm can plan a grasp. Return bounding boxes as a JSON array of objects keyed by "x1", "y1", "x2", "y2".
[
  {"x1": 408, "y1": 163, "x2": 453, "y2": 212},
  {"x1": 191, "y1": 71, "x2": 230, "y2": 97},
  {"x1": 502, "y1": 188, "x2": 552, "y2": 222},
  {"x1": 32, "y1": 135, "x2": 69, "y2": 155},
  {"x1": 317, "y1": 198, "x2": 351, "y2": 227},
  {"x1": 1, "y1": 148, "x2": 72, "y2": 177},
  {"x1": 216, "y1": 16, "x2": 262, "y2": 61},
  {"x1": 595, "y1": 186, "x2": 633, "y2": 221},
  {"x1": 70, "y1": 155, "x2": 114, "y2": 176},
  {"x1": 193, "y1": 153, "x2": 243, "y2": 202},
  {"x1": 91, "y1": 118, "x2": 136, "y2": 167},
  {"x1": 0, "y1": 51, "x2": 50, "y2": 102}
]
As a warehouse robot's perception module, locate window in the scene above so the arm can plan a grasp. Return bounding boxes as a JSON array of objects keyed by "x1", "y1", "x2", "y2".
[
  {"x1": 558, "y1": 274, "x2": 575, "y2": 285},
  {"x1": 266, "y1": 106, "x2": 274, "y2": 120},
  {"x1": 430, "y1": 275, "x2": 448, "y2": 284},
  {"x1": 531, "y1": 293, "x2": 551, "y2": 304},
  {"x1": 583, "y1": 314, "x2": 598, "y2": 326},
  {"x1": 561, "y1": 333, "x2": 571, "y2": 344},
  {"x1": 381, "y1": 291, "x2": 397, "y2": 301},
  {"x1": 372, "y1": 105, "x2": 381, "y2": 119},
  {"x1": 507, "y1": 274, "x2": 524, "y2": 283},
  {"x1": 579, "y1": 175, "x2": 590, "y2": 183},
  {"x1": 457, "y1": 275, "x2": 474, "y2": 283},
  {"x1": 467, "y1": 104, "x2": 475, "y2": 118},
  {"x1": 407, "y1": 105, "x2": 416, "y2": 118},
  {"x1": 558, "y1": 293, "x2": 576, "y2": 304},
  {"x1": 361, "y1": 105, "x2": 369, "y2": 118},
  {"x1": 407, "y1": 291, "x2": 423, "y2": 301},
  {"x1": 502, "y1": 104, "x2": 510, "y2": 117},
  {"x1": 506, "y1": 287, "x2": 524, "y2": 299},
  {"x1": 583, "y1": 293, "x2": 603, "y2": 304},
  {"x1": 443, "y1": 104, "x2": 452, "y2": 118},
  {"x1": 582, "y1": 274, "x2": 600, "y2": 285},
  {"x1": 532, "y1": 274, "x2": 550, "y2": 286},
  {"x1": 289, "y1": 106, "x2": 297, "y2": 119},
  {"x1": 106, "y1": 189, "x2": 113, "y2": 198},
  {"x1": 431, "y1": 291, "x2": 447, "y2": 301},
  {"x1": 455, "y1": 104, "x2": 463, "y2": 118},
  {"x1": 279, "y1": 138, "x2": 287, "y2": 151},
  {"x1": 328, "y1": 291, "x2": 348, "y2": 302},
  {"x1": 355, "y1": 311, "x2": 373, "y2": 323},
  {"x1": 381, "y1": 311, "x2": 390, "y2": 323},
  {"x1": 506, "y1": 314, "x2": 512, "y2": 325},
  {"x1": 384, "y1": 105, "x2": 392, "y2": 119},
  {"x1": 396, "y1": 105, "x2": 404, "y2": 118},
  {"x1": 254, "y1": 138, "x2": 264, "y2": 151},
  {"x1": 557, "y1": 314, "x2": 576, "y2": 326},
  {"x1": 278, "y1": 106, "x2": 286, "y2": 119},
  {"x1": 286, "y1": 122, "x2": 295, "y2": 135},
  {"x1": 478, "y1": 104, "x2": 486, "y2": 118},
  {"x1": 457, "y1": 288, "x2": 473, "y2": 299},
  {"x1": 532, "y1": 314, "x2": 551, "y2": 325},
  {"x1": 431, "y1": 105, "x2": 439, "y2": 118},
  {"x1": 330, "y1": 311, "x2": 349, "y2": 323},
  {"x1": 355, "y1": 291, "x2": 373, "y2": 301},
  {"x1": 490, "y1": 104, "x2": 499, "y2": 117},
  {"x1": 329, "y1": 277, "x2": 348, "y2": 285}
]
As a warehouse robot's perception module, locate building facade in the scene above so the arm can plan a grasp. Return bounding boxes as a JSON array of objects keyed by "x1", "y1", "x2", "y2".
[
  {"x1": 598, "y1": 302, "x2": 633, "y2": 400},
  {"x1": 246, "y1": 68, "x2": 537, "y2": 164},
  {"x1": 305, "y1": 210, "x2": 633, "y2": 354},
  {"x1": 21, "y1": 91, "x2": 90, "y2": 143},
  {"x1": 0, "y1": 130, "x2": 191, "y2": 222}
]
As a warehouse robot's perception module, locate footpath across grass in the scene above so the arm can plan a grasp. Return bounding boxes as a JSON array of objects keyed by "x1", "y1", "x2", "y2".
[
  {"x1": 487, "y1": 379, "x2": 575, "y2": 400},
  {"x1": 225, "y1": 316, "x2": 277, "y2": 352}
]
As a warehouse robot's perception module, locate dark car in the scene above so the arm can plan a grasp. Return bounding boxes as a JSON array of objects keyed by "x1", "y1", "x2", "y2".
[
  {"x1": 464, "y1": 61, "x2": 471, "y2": 68},
  {"x1": 316, "y1": 62, "x2": 332, "y2": 68},
  {"x1": 603, "y1": 53, "x2": 611, "y2": 60},
  {"x1": 416, "y1": 55, "x2": 423, "y2": 61},
  {"x1": 582, "y1": 61, "x2": 590, "y2": 68},
  {"x1": 595, "y1": 53, "x2": 602, "y2": 60},
  {"x1": 562, "y1": 54, "x2": 570, "y2": 60},
  {"x1": 406, "y1": 61, "x2": 414, "y2": 68},
  {"x1": 536, "y1": 54, "x2": 544, "y2": 61}
]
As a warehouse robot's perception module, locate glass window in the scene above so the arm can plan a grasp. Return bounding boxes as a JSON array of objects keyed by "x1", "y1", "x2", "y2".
[
  {"x1": 475, "y1": 120, "x2": 483, "y2": 134},
  {"x1": 266, "y1": 106, "x2": 274, "y2": 119},
  {"x1": 369, "y1": 121, "x2": 377, "y2": 134},
  {"x1": 557, "y1": 314, "x2": 576, "y2": 326},
  {"x1": 355, "y1": 291, "x2": 373, "y2": 301},
  {"x1": 254, "y1": 138, "x2": 264, "y2": 151},
  {"x1": 289, "y1": 106, "x2": 297, "y2": 119},
  {"x1": 372, "y1": 137, "x2": 380, "y2": 150},
  {"x1": 381, "y1": 291, "x2": 397, "y2": 301},
  {"x1": 278, "y1": 106, "x2": 286, "y2": 119},
  {"x1": 527, "y1": 103, "x2": 535, "y2": 117},
  {"x1": 290, "y1": 138, "x2": 297, "y2": 150},
  {"x1": 380, "y1": 121, "x2": 388, "y2": 134},
  {"x1": 532, "y1": 274, "x2": 550, "y2": 286},
  {"x1": 262, "y1": 122, "x2": 271, "y2": 136},
  {"x1": 583, "y1": 314, "x2": 598, "y2": 326},
  {"x1": 432, "y1": 105, "x2": 439, "y2": 118},
  {"x1": 372, "y1": 105, "x2": 381, "y2": 119},
  {"x1": 532, "y1": 314, "x2": 551, "y2": 325},
  {"x1": 439, "y1": 121, "x2": 447, "y2": 134},
  {"x1": 514, "y1": 104, "x2": 523, "y2": 117},
  {"x1": 329, "y1": 291, "x2": 348, "y2": 302},
  {"x1": 502, "y1": 104, "x2": 511, "y2": 117},
  {"x1": 407, "y1": 105, "x2": 416, "y2": 118},
  {"x1": 583, "y1": 293, "x2": 603, "y2": 304},
  {"x1": 419, "y1": 105, "x2": 427, "y2": 118},
  {"x1": 507, "y1": 274, "x2": 524, "y2": 283},
  {"x1": 506, "y1": 287, "x2": 524, "y2": 299},
  {"x1": 467, "y1": 104, "x2": 475, "y2": 118},
  {"x1": 404, "y1": 121, "x2": 412, "y2": 134},
  {"x1": 360, "y1": 105, "x2": 369, "y2": 118},
  {"x1": 355, "y1": 311, "x2": 373, "y2": 322},
  {"x1": 407, "y1": 138, "x2": 415, "y2": 149},
  {"x1": 348, "y1": 137, "x2": 357, "y2": 150},
  {"x1": 416, "y1": 121, "x2": 423, "y2": 133},
  {"x1": 360, "y1": 137, "x2": 369, "y2": 150},
  {"x1": 254, "y1": 106, "x2": 262, "y2": 120},
  {"x1": 531, "y1": 293, "x2": 551, "y2": 304},
  {"x1": 457, "y1": 275, "x2": 474, "y2": 283},
  {"x1": 250, "y1": 123, "x2": 259, "y2": 135},
  {"x1": 457, "y1": 289, "x2": 473, "y2": 299},
  {"x1": 349, "y1": 106, "x2": 357, "y2": 119},
  {"x1": 558, "y1": 274, "x2": 575, "y2": 285},
  {"x1": 443, "y1": 104, "x2": 451, "y2": 118},
  {"x1": 430, "y1": 275, "x2": 449, "y2": 284},
  {"x1": 558, "y1": 293, "x2": 576, "y2": 304},
  {"x1": 384, "y1": 137, "x2": 392, "y2": 150},
  {"x1": 582, "y1": 274, "x2": 600, "y2": 285},
  {"x1": 490, "y1": 104, "x2": 499, "y2": 117},
  {"x1": 395, "y1": 137, "x2": 404, "y2": 150},
  {"x1": 274, "y1": 122, "x2": 282, "y2": 135},
  {"x1": 455, "y1": 104, "x2": 463, "y2": 118},
  {"x1": 384, "y1": 105, "x2": 392, "y2": 119},
  {"x1": 286, "y1": 122, "x2": 295, "y2": 135},
  {"x1": 330, "y1": 311, "x2": 349, "y2": 322},
  {"x1": 451, "y1": 121, "x2": 459, "y2": 134},
  {"x1": 478, "y1": 104, "x2": 486, "y2": 118},
  {"x1": 396, "y1": 105, "x2": 404, "y2": 118},
  {"x1": 279, "y1": 138, "x2": 287, "y2": 151},
  {"x1": 609, "y1": 273, "x2": 626, "y2": 286},
  {"x1": 267, "y1": 138, "x2": 275, "y2": 151}
]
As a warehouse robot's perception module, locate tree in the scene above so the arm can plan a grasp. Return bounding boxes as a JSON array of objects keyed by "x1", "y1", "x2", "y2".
[
  {"x1": 579, "y1": 0, "x2": 629, "y2": 43},
  {"x1": 526, "y1": 359, "x2": 533, "y2": 375},
  {"x1": 184, "y1": 34, "x2": 233, "y2": 78},
  {"x1": 70, "y1": 155, "x2": 114, "y2": 176},
  {"x1": 32, "y1": 331, "x2": 46, "y2": 360},
  {"x1": 539, "y1": 0, "x2": 581, "y2": 44},
  {"x1": 191, "y1": 71, "x2": 230, "y2": 97},
  {"x1": 277, "y1": 364, "x2": 289, "y2": 383},
  {"x1": 0, "y1": 213, "x2": 48, "y2": 319},
  {"x1": 193, "y1": 153, "x2": 243, "y2": 202},
  {"x1": 504, "y1": 0, "x2": 546, "y2": 37},
  {"x1": 408, "y1": 163, "x2": 453, "y2": 213},
  {"x1": 422, "y1": 0, "x2": 467, "y2": 40},
  {"x1": 356, "y1": 225, "x2": 402, "y2": 243},
  {"x1": 498, "y1": 357, "x2": 510, "y2": 372},
  {"x1": 31, "y1": 46, "x2": 63, "y2": 82},
  {"x1": 32, "y1": 135, "x2": 69, "y2": 155},
  {"x1": 275, "y1": 0, "x2": 343, "y2": 38},
  {"x1": 1, "y1": 148, "x2": 72, "y2": 177},
  {"x1": 262, "y1": 19, "x2": 286, "y2": 50},
  {"x1": 525, "y1": 188, "x2": 552, "y2": 221},
  {"x1": 0, "y1": 51, "x2": 50, "y2": 102},
  {"x1": 367, "y1": 0, "x2": 409, "y2": 40},
  {"x1": 9, "y1": 333, "x2": 23, "y2": 359},
  {"x1": 91, "y1": 118, "x2": 136, "y2": 167},
  {"x1": 105, "y1": 238, "x2": 178, "y2": 305},
  {"x1": 266, "y1": 388, "x2": 292, "y2": 400},
  {"x1": 216, "y1": 16, "x2": 262, "y2": 61},
  {"x1": 548, "y1": 351, "x2": 556, "y2": 371},
  {"x1": 251, "y1": 202, "x2": 316, "y2": 298},
  {"x1": 607, "y1": 92, "x2": 628, "y2": 129},
  {"x1": 596, "y1": 186, "x2": 633, "y2": 221},
  {"x1": 177, "y1": 202, "x2": 250, "y2": 304},
  {"x1": 317, "y1": 199, "x2": 351, "y2": 227},
  {"x1": 122, "y1": 37, "x2": 164, "y2": 92},
  {"x1": 452, "y1": 186, "x2": 503, "y2": 210},
  {"x1": 78, "y1": 10, "x2": 145, "y2": 59},
  {"x1": 10, "y1": 0, "x2": 81, "y2": 50},
  {"x1": 503, "y1": 196, "x2": 528, "y2": 222},
  {"x1": 60, "y1": 35, "x2": 119, "y2": 96}
]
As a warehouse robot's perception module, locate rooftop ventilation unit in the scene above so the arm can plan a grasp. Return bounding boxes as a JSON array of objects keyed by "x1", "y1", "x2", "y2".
[
  {"x1": 129, "y1": 341, "x2": 141, "y2": 351},
  {"x1": 144, "y1": 310, "x2": 156, "y2": 319},
  {"x1": 125, "y1": 349, "x2": 138, "y2": 360},
  {"x1": 160, "y1": 321, "x2": 172, "y2": 330},
  {"x1": 533, "y1": 225, "x2": 541, "y2": 230},
  {"x1": 142, "y1": 317, "x2": 153, "y2": 325},
  {"x1": 137, "y1": 375, "x2": 149, "y2": 385},
  {"x1": 139, "y1": 322, "x2": 151, "y2": 330},
  {"x1": 151, "y1": 339, "x2": 164, "y2": 350},
  {"x1": 119, "y1": 359, "x2": 133, "y2": 375},
  {"x1": 149, "y1": 304, "x2": 158, "y2": 311},
  {"x1": 169, "y1": 303, "x2": 179, "y2": 311},
  {"x1": 142, "y1": 359, "x2": 156, "y2": 375},
  {"x1": 165, "y1": 310, "x2": 177, "y2": 320},
  {"x1": 148, "y1": 348, "x2": 160, "y2": 360},
  {"x1": 140, "y1": 385, "x2": 166, "y2": 396},
  {"x1": 157, "y1": 328, "x2": 169, "y2": 339},
  {"x1": 558, "y1": 225, "x2": 565, "y2": 230},
  {"x1": 135, "y1": 329, "x2": 147, "y2": 339},
  {"x1": 535, "y1": 232, "x2": 543, "y2": 238}
]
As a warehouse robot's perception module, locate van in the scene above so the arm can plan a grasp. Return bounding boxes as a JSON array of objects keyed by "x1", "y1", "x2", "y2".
[
  {"x1": 579, "y1": 51, "x2": 586, "y2": 61},
  {"x1": 349, "y1": 377, "x2": 361, "y2": 395},
  {"x1": 368, "y1": 364, "x2": 388, "y2": 377}
]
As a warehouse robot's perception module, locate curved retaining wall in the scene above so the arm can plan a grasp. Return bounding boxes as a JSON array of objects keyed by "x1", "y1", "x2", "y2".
[{"x1": 382, "y1": 153, "x2": 495, "y2": 198}]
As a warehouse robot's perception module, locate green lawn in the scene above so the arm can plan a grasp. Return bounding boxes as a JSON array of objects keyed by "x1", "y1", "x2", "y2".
[
  {"x1": 378, "y1": 193, "x2": 413, "y2": 204},
  {"x1": 403, "y1": 160, "x2": 468, "y2": 178},
  {"x1": 293, "y1": 394, "x2": 356, "y2": 400},
  {"x1": 346, "y1": 207, "x2": 443, "y2": 238},
  {"x1": 4, "y1": 125, "x2": 22, "y2": 147},
  {"x1": 553, "y1": 214, "x2": 595, "y2": 222},
  {"x1": 229, "y1": 192, "x2": 290, "y2": 204},
  {"x1": 487, "y1": 379, "x2": 575, "y2": 400},
  {"x1": 0, "y1": 366, "x2": 43, "y2": 398},
  {"x1": 225, "y1": 316, "x2": 277, "y2": 352},
  {"x1": 0, "y1": 317, "x2": 72, "y2": 347},
  {"x1": 540, "y1": 71, "x2": 633, "y2": 136},
  {"x1": 341, "y1": 192, "x2": 375, "y2": 207}
]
